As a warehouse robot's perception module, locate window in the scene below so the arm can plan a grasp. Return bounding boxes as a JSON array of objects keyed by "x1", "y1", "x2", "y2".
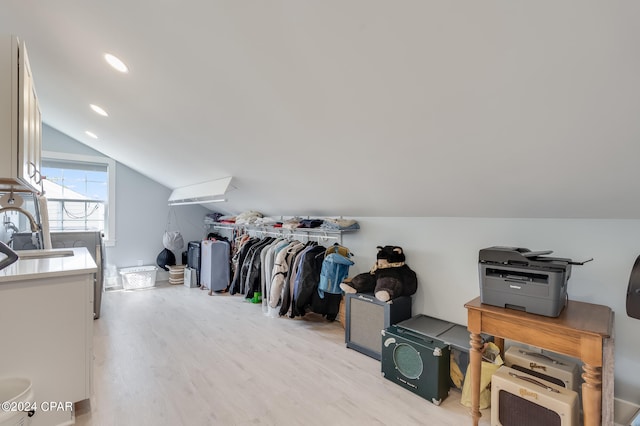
[{"x1": 41, "y1": 151, "x2": 116, "y2": 245}]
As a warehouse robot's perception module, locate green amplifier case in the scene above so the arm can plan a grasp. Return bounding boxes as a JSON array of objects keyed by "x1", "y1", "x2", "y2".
[
  {"x1": 381, "y1": 324, "x2": 451, "y2": 405},
  {"x1": 396, "y1": 314, "x2": 494, "y2": 390}
]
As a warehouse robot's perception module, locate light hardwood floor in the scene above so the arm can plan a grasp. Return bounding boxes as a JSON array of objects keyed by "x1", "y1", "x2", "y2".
[{"x1": 75, "y1": 283, "x2": 491, "y2": 426}]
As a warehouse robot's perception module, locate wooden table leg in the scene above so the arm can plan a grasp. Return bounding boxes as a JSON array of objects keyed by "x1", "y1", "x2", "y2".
[
  {"x1": 493, "y1": 336, "x2": 504, "y2": 355},
  {"x1": 582, "y1": 363, "x2": 603, "y2": 426},
  {"x1": 469, "y1": 332, "x2": 484, "y2": 426}
]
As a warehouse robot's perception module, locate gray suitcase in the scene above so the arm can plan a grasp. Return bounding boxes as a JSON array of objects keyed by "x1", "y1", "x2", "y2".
[{"x1": 200, "y1": 240, "x2": 230, "y2": 293}]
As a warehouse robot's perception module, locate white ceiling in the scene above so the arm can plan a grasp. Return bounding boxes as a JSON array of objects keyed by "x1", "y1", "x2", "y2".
[{"x1": 3, "y1": 1, "x2": 640, "y2": 218}]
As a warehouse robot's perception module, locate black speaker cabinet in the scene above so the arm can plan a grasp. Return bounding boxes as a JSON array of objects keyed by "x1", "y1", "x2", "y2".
[
  {"x1": 345, "y1": 293, "x2": 412, "y2": 360},
  {"x1": 381, "y1": 325, "x2": 450, "y2": 405}
]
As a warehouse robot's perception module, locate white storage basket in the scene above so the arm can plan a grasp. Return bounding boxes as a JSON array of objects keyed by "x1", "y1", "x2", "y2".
[{"x1": 119, "y1": 266, "x2": 158, "y2": 290}]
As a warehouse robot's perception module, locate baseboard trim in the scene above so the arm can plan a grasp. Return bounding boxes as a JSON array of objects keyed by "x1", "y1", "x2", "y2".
[{"x1": 615, "y1": 398, "x2": 640, "y2": 426}]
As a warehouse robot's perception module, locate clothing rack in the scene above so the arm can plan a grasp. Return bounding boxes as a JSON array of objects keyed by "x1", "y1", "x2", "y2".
[{"x1": 206, "y1": 223, "x2": 355, "y2": 245}]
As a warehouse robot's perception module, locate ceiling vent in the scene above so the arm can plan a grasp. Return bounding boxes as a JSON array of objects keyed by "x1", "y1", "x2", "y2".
[{"x1": 168, "y1": 176, "x2": 232, "y2": 206}]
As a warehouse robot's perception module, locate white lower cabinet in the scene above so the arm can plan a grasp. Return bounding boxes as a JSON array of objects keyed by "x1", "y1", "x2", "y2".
[{"x1": 0, "y1": 272, "x2": 93, "y2": 426}]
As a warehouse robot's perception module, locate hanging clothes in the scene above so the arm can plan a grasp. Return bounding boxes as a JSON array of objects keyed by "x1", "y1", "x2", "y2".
[
  {"x1": 291, "y1": 244, "x2": 327, "y2": 318},
  {"x1": 243, "y1": 237, "x2": 275, "y2": 300},
  {"x1": 262, "y1": 239, "x2": 290, "y2": 316},
  {"x1": 229, "y1": 237, "x2": 259, "y2": 295},
  {"x1": 269, "y1": 240, "x2": 305, "y2": 308},
  {"x1": 280, "y1": 242, "x2": 316, "y2": 317}
]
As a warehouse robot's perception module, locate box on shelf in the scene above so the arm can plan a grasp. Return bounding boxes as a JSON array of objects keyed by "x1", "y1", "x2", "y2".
[{"x1": 119, "y1": 265, "x2": 158, "y2": 290}]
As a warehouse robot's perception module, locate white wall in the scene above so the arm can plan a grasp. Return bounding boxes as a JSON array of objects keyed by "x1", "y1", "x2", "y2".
[
  {"x1": 42, "y1": 124, "x2": 640, "y2": 402},
  {"x1": 110, "y1": 164, "x2": 209, "y2": 269},
  {"x1": 341, "y1": 217, "x2": 640, "y2": 403},
  {"x1": 43, "y1": 124, "x2": 210, "y2": 271}
]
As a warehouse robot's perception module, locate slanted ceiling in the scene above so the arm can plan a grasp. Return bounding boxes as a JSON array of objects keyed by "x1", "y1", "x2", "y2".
[{"x1": 3, "y1": 2, "x2": 640, "y2": 218}]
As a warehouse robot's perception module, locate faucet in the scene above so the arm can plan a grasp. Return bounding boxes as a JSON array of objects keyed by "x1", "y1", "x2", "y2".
[
  {"x1": 3, "y1": 219, "x2": 19, "y2": 233},
  {"x1": 0, "y1": 206, "x2": 40, "y2": 232},
  {"x1": 0, "y1": 240, "x2": 19, "y2": 271}
]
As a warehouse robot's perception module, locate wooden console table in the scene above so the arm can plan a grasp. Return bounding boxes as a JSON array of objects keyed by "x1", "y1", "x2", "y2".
[{"x1": 465, "y1": 297, "x2": 613, "y2": 426}]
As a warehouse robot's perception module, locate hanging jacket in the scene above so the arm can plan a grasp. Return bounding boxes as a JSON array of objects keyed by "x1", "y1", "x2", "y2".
[
  {"x1": 280, "y1": 244, "x2": 313, "y2": 317},
  {"x1": 292, "y1": 245, "x2": 326, "y2": 317},
  {"x1": 240, "y1": 238, "x2": 272, "y2": 296},
  {"x1": 269, "y1": 241, "x2": 305, "y2": 308},
  {"x1": 318, "y1": 245, "x2": 354, "y2": 298},
  {"x1": 259, "y1": 239, "x2": 277, "y2": 296},
  {"x1": 229, "y1": 238, "x2": 259, "y2": 295},
  {"x1": 231, "y1": 234, "x2": 251, "y2": 274},
  {"x1": 244, "y1": 237, "x2": 274, "y2": 299},
  {"x1": 288, "y1": 243, "x2": 318, "y2": 316},
  {"x1": 263, "y1": 239, "x2": 290, "y2": 314},
  {"x1": 260, "y1": 239, "x2": 284, "y2": 314},
  {"x1": 238, "y1": 242, "x2": 258, "y2": 295}
]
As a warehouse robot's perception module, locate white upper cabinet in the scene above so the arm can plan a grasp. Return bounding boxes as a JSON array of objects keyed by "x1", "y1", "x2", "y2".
[{"x1": 0, "y1": 35, "x2": 42, "y2": 193}]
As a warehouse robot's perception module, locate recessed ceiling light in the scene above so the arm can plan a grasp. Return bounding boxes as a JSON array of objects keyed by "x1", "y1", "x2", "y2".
[
  {"x1": 104, "y1": 53, "x2": 129, "y2": 73},
  {"x1": 85, "y1": 131, "x2": 98, "y2": 139},
  {"x1": 90, "y1": 104, "x2": 109, "y2": 117}
]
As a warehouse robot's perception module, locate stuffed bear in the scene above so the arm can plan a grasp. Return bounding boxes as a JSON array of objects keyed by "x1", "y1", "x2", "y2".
[{"x1": 340, "y1": 245, "x2": 418, "y2": 302}]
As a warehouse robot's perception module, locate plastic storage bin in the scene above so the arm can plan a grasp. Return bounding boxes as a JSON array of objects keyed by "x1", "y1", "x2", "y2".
[{"x1": 119, "y1": 265, "x2": 157, "y2": 290}]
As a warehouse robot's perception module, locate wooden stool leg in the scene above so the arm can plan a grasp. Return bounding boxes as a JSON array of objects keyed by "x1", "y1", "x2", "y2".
[{"x1": 582, "y1": 363, "x2": 602, "y2": 426}]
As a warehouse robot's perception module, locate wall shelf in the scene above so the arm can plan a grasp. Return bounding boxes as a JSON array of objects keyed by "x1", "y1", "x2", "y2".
[{"x1": 204, "y1": 219, "x2": 357, "y2": 244}]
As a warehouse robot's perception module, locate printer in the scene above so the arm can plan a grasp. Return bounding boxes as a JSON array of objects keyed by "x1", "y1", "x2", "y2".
[{"x1": 478, "y1": 246, "x2": 591, "y2": 317}]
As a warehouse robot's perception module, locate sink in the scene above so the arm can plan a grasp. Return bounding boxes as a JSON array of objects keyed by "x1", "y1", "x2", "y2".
[
  {"x1": 0, "y1": 378, "x2": 34, "y2": 424},
  {"x1": 0, "y1": 377, "x2": 32, "y2": 405},
  {"x1": 17, "y1": 249, "x2": 75, "y2": 260}
]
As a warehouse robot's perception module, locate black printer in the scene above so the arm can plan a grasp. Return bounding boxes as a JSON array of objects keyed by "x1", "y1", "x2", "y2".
[{"x1": 478, "y1": 246, "x2": 591, "y2": 317}]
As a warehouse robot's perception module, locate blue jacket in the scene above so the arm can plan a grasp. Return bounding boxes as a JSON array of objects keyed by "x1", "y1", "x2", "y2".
[{"x1": 318, "y1": 252, "x2": 354, "y2": 297}]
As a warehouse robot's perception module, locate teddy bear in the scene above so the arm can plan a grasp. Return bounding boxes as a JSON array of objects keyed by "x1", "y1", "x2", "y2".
[{"x1": 340, "y1": 245, "x2": 418, "y2": 302}]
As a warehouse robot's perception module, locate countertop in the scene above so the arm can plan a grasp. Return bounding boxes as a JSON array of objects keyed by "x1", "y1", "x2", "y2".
[{"x1": 0, "y1": 247, "x2": 97, "y2": 283}]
